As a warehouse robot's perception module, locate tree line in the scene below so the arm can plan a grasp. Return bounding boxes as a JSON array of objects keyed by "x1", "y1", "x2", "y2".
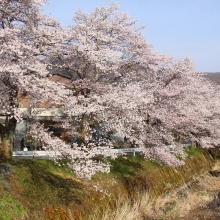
[{"x1": 0, "y1": 0, "x2": 220, "y2": 178}]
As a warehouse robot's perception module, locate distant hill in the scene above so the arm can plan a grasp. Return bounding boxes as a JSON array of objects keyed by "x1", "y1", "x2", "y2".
[{"x1": 204, "y1": 72, "x2": 220, "y2": 85}]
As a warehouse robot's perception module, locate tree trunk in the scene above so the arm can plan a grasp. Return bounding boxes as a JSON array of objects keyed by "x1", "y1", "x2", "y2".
[
  {"x1": 191, "y1": 139, "x2": 195, "y2": 148},
  {"x1": 0, "y1": 117, "x2": 16, "y2": 160},
  {"x1": 178, "y1": 133, "x2": 183, "y2": 146},
  {"x1": 80, "y1": 114, "x2": 90, "y2": 146}
]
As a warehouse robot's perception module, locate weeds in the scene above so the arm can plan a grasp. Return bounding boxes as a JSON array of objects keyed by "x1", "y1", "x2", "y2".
[
  {"x1": 0, "y1": 194, "x2": 26, "y2": 220},
  {"x1": 92, "y1": 171, "x2": 220, "y2": 220}
]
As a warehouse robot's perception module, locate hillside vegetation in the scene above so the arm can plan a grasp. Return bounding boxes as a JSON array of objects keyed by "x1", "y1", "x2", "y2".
[
  {"x1": 205, "y1": 72, "x2": 220, "y2": 85},
  {"x1": 0, "y1": 148, "x2": 216, "y2": 220}
]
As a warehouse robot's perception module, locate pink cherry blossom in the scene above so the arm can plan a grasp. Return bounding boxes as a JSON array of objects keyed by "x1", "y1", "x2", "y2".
[{"x1": 1, "y1": 1, "x2": 220, "y2": 179}]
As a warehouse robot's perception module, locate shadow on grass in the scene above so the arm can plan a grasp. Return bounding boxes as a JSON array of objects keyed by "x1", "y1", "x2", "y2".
[
  {"x1": 108, "y1": 155, "x2": 144, "y2": 177},
  {"x1": 11, "y1": 160, "x2": 85, "y2": 207},
  {"x1": 107, "y1": 155, "x2": 161, "y2": 177}
]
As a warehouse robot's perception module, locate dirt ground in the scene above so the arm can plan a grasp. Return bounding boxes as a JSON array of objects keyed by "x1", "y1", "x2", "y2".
[{"x1": 180, "y1": 207, "x2": 220, "y2": 220}]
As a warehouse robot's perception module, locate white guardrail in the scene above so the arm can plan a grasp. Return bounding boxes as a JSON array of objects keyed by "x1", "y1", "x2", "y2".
[
  {"x1": 13, "y1": 151, "x2": 51, "y2": 159},
  {"x1": 111, "y1": 148, "x2": 142, "y2": 156},
  {"x1": 12, "y1": 148, "x2": 143, "y2": 159},
  {"x1": 13, "y1": 145, "x2": 190, "y2": 159}
]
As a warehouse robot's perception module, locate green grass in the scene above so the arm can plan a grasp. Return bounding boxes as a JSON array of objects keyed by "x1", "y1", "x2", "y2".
[
  {"x1": 0, "y1": 159, "x2": 92, "y2": 219},
  {"x1": 185, "y1": 147, "x2": 204, "y2": 158},
  {"x1": 12, "y1": 160, "x2": 85, "y2": 207},
  {"x1": 0, "y1": 194, "x2": 26, "y2": 220},
  {"x1": 94, "y1": 148, "x2": 204, "y2": 180},
  {"x1": 106, "y1": 155, "x2": 161, "y2": 177},
  {"x1": 106, "y1": 148, "x2": 204, "y2": 178},
  {"x1": 0, "y1": 148, "x2": 212, "y2": 219}
]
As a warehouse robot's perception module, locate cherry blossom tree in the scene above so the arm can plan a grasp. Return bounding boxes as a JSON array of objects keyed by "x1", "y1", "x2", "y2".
[
  {"x1": 0, "y1": 1, "x2": 119, "y2": 178},
  {"x1": 101, "y1": 57, "x2": 220, "y2": 164},
  {"x1": 0, "y1": 0, "x2": 69, "y2": 158},
  {"x1": 1, "y1": 1, "x2": 220, "y2": 179},
  {"x1": 49, "y1": 3, "x2": 169, "y2": 147},
  {"x1": 50, "y1": 3, "x2": 220, "y2": 168}
]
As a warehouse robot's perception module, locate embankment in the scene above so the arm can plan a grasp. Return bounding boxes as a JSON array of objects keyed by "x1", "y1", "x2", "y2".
[{"x1": 0, "y1": 148, "x2": 216, "y2": 219}]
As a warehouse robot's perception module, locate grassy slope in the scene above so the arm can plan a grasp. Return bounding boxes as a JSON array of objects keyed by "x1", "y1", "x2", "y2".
[{"x1": 0, "y1": 148, "x2": 212, "y2": 220}]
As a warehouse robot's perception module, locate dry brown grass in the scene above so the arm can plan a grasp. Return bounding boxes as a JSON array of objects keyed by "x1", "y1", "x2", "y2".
[
  {"x1": 91, "y1": 196, "x2": 142, "y2": 220},
  {"x1": 90, "y1": 161, "x2": 220, "y2": 220}
]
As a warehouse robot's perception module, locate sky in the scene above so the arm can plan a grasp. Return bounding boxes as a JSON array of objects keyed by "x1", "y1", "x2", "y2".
[{"x1": 42, "y1": 0, "x2": 220, "y2": 72}]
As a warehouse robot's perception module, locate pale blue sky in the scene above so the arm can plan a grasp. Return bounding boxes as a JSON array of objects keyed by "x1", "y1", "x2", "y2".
[{"x1": 42, "y1": 0, "x2": 220, "y2": 72}]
